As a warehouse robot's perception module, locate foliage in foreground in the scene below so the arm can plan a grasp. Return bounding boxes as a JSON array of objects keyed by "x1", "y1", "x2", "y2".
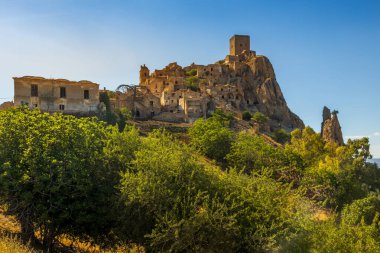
[
  {"x1": 0, "y1": 233, "x2": 36, "y2": 253},
  {"x1": 0, "y1": 108, "x2": 139, "y2": 250},
  {"x1": 0, "y1": 108, "x2": 380, "y2": 252}
]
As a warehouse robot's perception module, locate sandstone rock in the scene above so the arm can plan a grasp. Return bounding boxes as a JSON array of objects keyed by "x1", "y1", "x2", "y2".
[
  {"x1": 229, "y1": 52, "x2": 304, "y2": 131},
  {"x1": 321, "y1": 106, "x2": 344, "y2": 146}
]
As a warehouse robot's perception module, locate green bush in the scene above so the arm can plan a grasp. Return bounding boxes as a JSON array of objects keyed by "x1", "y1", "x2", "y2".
[
  {"x1": 185, "y1": 69, "x2": 197, "y2": 76},
  {"x1": 185, "y1": 76, "x2": 199, "y2": 91},
  {"x1": 271, "y1": 128, "x2": 291, "y2": 144},
  {"x1": 120, "y1": 130, "x2": 306, "y2": 252},
  {"x1": 188, "y1": 117, "x2": 234, "y2": 162},
  {"x1": 242, "y1": 111, "x2": 252, "y2": 121},
  {"x1": 252, "y1": 112, "x2": 268, "y2": 124}
]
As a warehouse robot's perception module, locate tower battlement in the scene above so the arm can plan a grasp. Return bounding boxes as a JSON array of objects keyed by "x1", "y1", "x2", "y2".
[{"x1": 229, "y1": 35, "x2": 250, "y2": 56}]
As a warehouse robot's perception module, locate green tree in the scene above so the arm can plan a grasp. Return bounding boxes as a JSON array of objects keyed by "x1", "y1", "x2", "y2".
[
  {"x1": 0, "y1": 108, "x2": 134, "y2": 250},
  {"x1": 226, "y1": 132, "x2": 287, "y2": 173},
  {"x1": 188, "y1": 116, "x2": 234, "y2": 162},
  {"x1": 120, "y1": 130, "x2": 306, "y2": 252}
]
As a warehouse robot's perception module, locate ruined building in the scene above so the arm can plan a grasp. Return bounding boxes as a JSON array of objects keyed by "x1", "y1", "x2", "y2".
[
  {"x1": 13, "y1": 76, "x2": 99, "y2": 114},
  {"x1": 118, "y1": 35, "x2": 304, "y2": 130},
  {"x1": 321, "y1": 106, "x2": 344, "y2": 146},
  {"x1": 12, "y1": 35, "x2": 304, "y2": 132}
]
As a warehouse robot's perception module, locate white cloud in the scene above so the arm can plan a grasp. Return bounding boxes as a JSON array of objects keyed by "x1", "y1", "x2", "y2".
[
  {"x1": 371, "y1": 145, "x2": 380, "y2": 158},
  {"x1": 344, "y1": 135, "x2": 366, "y2": 140},
  {"x1": 345, "y1": 131, "x2": 380, "y2": 140}
]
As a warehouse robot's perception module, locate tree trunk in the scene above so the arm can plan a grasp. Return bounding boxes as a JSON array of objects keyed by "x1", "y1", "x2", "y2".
[{"x1": 20, "y1": 214, "x2": 37, "y2": 245}]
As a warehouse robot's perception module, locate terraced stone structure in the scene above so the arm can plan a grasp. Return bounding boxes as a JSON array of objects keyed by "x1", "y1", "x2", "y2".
[{"x1": 118, "y1": 35, "x2": 304, "y2": 130}]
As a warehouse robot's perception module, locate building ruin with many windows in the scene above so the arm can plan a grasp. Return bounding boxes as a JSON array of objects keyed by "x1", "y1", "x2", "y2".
[
  {"x1": 13, "y1": 76, "x2": 99, "y2": 114},
  {"x1": 12, "y1": 35, "x2": 304, "y2": 131}
]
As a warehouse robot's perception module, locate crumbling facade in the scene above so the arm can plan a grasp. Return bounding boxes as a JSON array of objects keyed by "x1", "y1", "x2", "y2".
[
  {"x1": 118, "y1": 35, "x2": 304, "y2": 130},
  {"x1": 11, "y1": 35, "x2": 304, "y2": 130},
  {"x1": 321, "y1": 106, "x2": 344, "y2": 145},
  {"x1": 14, "y1": 76, "x2": 99, "y2": 114}
]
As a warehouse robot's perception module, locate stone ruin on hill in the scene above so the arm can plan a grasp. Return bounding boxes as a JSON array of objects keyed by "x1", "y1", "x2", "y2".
[
  {"x1": 11, "y1": 34, "x2": 305, "y2": 133},
  {"x1": 110, "y1": 35, "x2": 304, "y2": 132}
]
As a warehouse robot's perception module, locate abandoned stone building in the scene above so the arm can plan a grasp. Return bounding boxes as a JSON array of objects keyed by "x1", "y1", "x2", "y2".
[
  {"x1": 13, "y1": 76, "x2": 99, "y2": 114},
  {"x1": 11, "y1": 35, "x2": 304, "y2": 131},
  {"x1": 117, "y1": 34, "x2": 304, "y2": 130}
]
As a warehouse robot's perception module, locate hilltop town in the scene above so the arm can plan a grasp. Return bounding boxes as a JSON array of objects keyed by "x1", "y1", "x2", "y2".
[{"x1": 7, "y1": 35, "x2": 306, "y2": 133}]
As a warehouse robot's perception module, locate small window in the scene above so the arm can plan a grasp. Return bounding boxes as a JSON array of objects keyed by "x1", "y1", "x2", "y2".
[
  {"x1": 33, "y1": 104, "x2": 38, "y2": 108},
  {"x1": 171, "y1": 100, "x2": 174, "y2": 104},
  {"x1": 31, "y1": 84, "x2": 38, "y2": 97},
  {"x1": 221, "y1": 88, "x2": 223, "y2": 91},
  {"x1": 59, "y1": 104, "x2": 65, "y2": 111},
  {"x1": 222, "y1": 95, "x2": 225, "y2": 99},
  {"x1": 60, "y1": 87, "x2": 66, "y2": 98},
  {"x1": 247, "y1": 100, "x2": 250, "y2": 105},
  {"x1": 84, "y1": 90, "x2": 89, "y2": 99},
  {"x1": 211, "y1": 68, "x2": 213, "y2": 71},
  {"x1": 150, "y1": 101, "x2": 154, "y2": 106}
]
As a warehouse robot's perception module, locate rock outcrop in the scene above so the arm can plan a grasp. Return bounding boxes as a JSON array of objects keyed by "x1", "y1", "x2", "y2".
[
  {"x1": 0, "y1": 101, "x2": 14, "y2": 110},
  {"x1": 321, "y1": 106, "x2": 344, "y2": 145},
  {"x1": 229, "y1": 51, "x2": 304, "y2": 131}
]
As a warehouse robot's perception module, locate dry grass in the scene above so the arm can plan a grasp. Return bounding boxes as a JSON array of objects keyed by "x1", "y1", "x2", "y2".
[
  {"x1": 0, "y1": 206, "x2": 20, "y2": 234},
  {"x1": 0, "y1": 233, "x2": 38, "y2": 253},
  {"x1": 0, "y1": 206, "x2": 144, "y2": 252}
]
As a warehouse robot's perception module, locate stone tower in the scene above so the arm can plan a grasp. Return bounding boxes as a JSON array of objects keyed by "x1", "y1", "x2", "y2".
[
  {"x1": 139, "y1": 64, "x2": 150, "y2": 84},
  {"x1": 230, "y1": 35, "x2": 250, "y2": 56},
  {"x1": 321, "y1": 106, "x2": 344, "y2": 146}
]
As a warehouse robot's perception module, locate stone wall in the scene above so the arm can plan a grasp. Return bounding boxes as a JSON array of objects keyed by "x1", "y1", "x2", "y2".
[
  {"x1": 230, "y1": 35, "x2": 250, "y2": 56},
  {"x1": 14, "y1": 76, "x2": 99, "y2": 114}
]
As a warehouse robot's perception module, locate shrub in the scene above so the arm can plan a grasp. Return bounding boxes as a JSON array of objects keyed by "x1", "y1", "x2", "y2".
[
  {"x1": 185, "y1": 69, "x2": 197, "y2": 76},
  {"x1": 242, "y1": 111, "x2": 252, "y2": 121},
  {"x1": 188, "y1": 117, "x2": 234, "y2": 162},
  {"x1": 271, "y1": 128, "x2": 291, "y2": 144},
  {"x1": 252, "y1": 112, "x2": 268, "y2": 124},
  {"x1": 226, "y1": 132, "x2": 290, "y2": 174},
  {"x1": 185, "y1": 76, "x2": 199, "y2": 91},
  {"x1": 120, "y1": 130, "x2": 305, "y2": 252}
]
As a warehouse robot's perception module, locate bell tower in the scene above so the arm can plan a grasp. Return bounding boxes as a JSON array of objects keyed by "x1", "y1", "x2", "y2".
[
  {"x1": 230, "y1": 35, "x2": 250, "y2": 56},
  {"x1": 139, "y1": 64, "x2": 150, "y2": 84}
]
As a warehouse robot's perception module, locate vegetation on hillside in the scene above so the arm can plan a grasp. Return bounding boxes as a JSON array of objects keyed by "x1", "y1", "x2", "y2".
[{"x1": 0, "y1": 107, "x2": 379, "y2": 252}]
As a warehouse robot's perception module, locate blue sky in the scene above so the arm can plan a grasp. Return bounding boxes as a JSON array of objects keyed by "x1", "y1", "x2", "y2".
[{"x1": 0, "y1": 0, "x2": 379, "y2": 156}]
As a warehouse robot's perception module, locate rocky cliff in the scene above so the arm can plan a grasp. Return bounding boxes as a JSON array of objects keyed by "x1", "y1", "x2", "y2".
[
  {"x1": 224, "y1": 51, "x2": 304, "y2": 131},
  {"x1": 321, "y1": 106, "x2": 344, "y2": 145}
]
